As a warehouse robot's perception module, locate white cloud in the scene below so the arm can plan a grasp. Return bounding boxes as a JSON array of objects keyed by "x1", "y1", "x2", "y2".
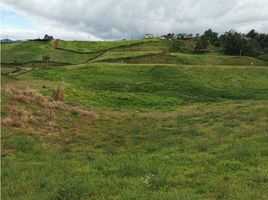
[
  {"x1": 0, "y1": 27, "x2": 100, "y2": 41},
  {"x1": 2, "y1": 0, "x2": 268, "y2": 40}
]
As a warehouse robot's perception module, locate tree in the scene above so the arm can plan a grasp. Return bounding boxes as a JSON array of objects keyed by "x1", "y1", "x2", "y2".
[
  {"x1": 195, "y1": 36, "x2": 208, "y2": 52},
  {"x1": 220, "y1": 30, "x2": 247, "y2": 56},
  {"x1": 259, "y1": 34, "x2": 268, "y2": 52},
  {"x1": 166, "y1": 33, "x2": 175, "y2": 40},
  {"x1": 203, "y1": 29, "x2": 219, "y2": 45},
  {"x1": 42, "y1": 55, "x2": 50, "y2": 65},
  {"x1": 170, "y1": 39, "x2": 182, "y2": 52},
  {"x1": 246, "y1": 29, "x2": 259, "y2": 40},
  {"x1": 243, "y1": 39, "x2": 261, "y2": 57}
]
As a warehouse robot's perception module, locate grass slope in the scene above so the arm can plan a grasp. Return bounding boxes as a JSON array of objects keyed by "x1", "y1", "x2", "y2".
[
  {"x1": 1, "y1": 86, "x2": 268, "y2": 199},
  {"x1": 26, "y1": 63, "x2": 268, "y2": 111},
  {"x1": 107, "y1": 53, "x2": 268, "y2": 66},
  {"x1": 58, "y1": 39, "x2": 156, "y2": 52},
  {"x1": 1, "y1": 41, "x2": 97, "y2": 64},
  {"x1": 93, "y1": 51, "x2": 163, "y2": 62},
  {"x1": 1, "y1": 39, "x2": 268, "y2": 200}
]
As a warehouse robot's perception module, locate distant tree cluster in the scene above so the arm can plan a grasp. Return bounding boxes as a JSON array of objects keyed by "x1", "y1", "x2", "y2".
[
  {"x1": 150, "y1": 29, "x2": 267, "y2": 57},
  {"x1": 220, "y1": 30, "x2": 258, "y2": 56},
  {"x1": 193, "y1": 29, "x2": 268, "y2": 56}
]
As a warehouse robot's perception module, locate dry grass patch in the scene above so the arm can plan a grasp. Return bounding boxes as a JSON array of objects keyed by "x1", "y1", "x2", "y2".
[
  {"x1": 12, "y1": 94, "x2": 30, "y2": 104},
  {"x1": 9, "y1": 87, "x2": 35, "y2": 104},
  {"x1": 1, "y1": 87, "x2": 98, "y2": 129},
  {"x1": 67, "y1": 106, "x2": 99, "y2": 118},
  {"x1": 52, "y1": 86, "x2": 64, "y2": 102},
  {"x1": 2, "y1": 105, "x2": 36, "y2": 127}
]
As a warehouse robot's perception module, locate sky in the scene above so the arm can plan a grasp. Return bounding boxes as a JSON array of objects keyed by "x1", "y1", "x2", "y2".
[{"x1": 1, "y1": 0, "x2": 268, "y2": 41}]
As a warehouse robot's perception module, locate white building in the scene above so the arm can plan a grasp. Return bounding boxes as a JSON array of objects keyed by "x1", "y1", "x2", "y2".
[{"x1": 144, "y1": 34, "x2": 154, "y2": 39}]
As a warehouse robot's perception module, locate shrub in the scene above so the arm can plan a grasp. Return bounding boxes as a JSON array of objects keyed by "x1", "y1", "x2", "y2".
[
  {"x1": 42, "y1": 55, "x2": 50, "y2": 65},
  {"x1": 13, "y1": 94, "x2": 30, "y2": 104},
  {"x1": 52, "y1": 86, "x2": 64, "y2": 102}
]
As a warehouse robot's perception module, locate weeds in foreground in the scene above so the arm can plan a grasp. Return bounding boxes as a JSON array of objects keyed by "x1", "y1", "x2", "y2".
[
  {"x1": 1, "y1": 87, "x2": 98, "y2": 129},
  {"x1": 52, "y1": 86, "x2": 64, "y2": 102}
]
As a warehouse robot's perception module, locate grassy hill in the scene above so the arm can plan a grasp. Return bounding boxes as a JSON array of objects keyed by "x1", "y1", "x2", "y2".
[
  {"x1": 101, "y1": 52, "x2": 268, "y2": 66},
  {"x1": 26, "y1": 63, "x2": 268, "y2": 111},
  {"x1": 58, "y1": 39, "x2": 156, "y2": 52},
  {"x1": 2, "y1": 39, "x2": 268, "y2": 66},
  {"x1": 1, "y1": 41, "x2": 96, "y2": 65},
  {"x1": 1, "y1": 39, "x2": 268, "y2": 199}
]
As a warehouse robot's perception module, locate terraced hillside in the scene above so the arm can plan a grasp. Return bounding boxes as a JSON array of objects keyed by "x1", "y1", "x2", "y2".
[
  {"x1": 1, "y1": 41, "x2": 94, "y2": 65},
  {"x1": 103, "y1": 52, "x2": 268, "y2": 66},
  {"x1": 1, "y1": 39, "x2": 268, "y2": 200}
]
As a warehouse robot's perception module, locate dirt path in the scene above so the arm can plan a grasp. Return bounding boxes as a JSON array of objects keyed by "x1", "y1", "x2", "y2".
[{"x1": 9, "y1": 67, "x2": 33, "y2": 76}]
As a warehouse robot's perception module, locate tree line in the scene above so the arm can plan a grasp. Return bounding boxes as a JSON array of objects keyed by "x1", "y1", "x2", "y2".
[{"x1": 194, "y1": 29, "x2": 268, "y2": 57}]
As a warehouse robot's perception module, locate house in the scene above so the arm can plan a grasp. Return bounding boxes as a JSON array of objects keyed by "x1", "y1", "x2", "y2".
[
  {"x1": 44, "y1": 34, "x2": 54, "y2": 41},
  {"x1": 159, "y1": 33, "x2": 175, "y2": 41},
  {"x1": 159, "y1": 35, "x2": 167, "y2": 40},
  {"x1": 176, "y1": 33, "x2": 193, "y2": 40},
  {"x1": 144, "y1": 34, "x2": 154, "y2": 39},
  {"x1": 184, "y1": 34, "x2": 193, "y2": 40},
  {"x1": 176, "y1": 33, "x2": 185, "y2": 40}
]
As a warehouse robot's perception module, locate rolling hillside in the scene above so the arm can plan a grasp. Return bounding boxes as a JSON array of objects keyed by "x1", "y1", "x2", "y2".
[
  {"x1": 2, "y1": 39, "x2": 267, "y2": 67},
  {"x1": 1, "y1": 39, "x2": 268, "y2": 200}
]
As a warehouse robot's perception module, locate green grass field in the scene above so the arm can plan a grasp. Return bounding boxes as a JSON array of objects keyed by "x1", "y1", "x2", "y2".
[
  {"x1": 107, "y1": 53, "x2": 268, "y2": 66},
  {"x1": 1, "y1": 41, "x2": 100, "y2": 65},
  {"x1": 1, "y1": 39, "x2": 268, "y2": 199},
  {"x1": 58, "y1": 40, "x2": 155, "y2": 52}
]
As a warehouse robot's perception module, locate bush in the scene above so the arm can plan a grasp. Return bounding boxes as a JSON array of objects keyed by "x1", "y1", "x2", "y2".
[
  {"x1": 52, "y1": 86, "x2": 64, "y2": 102},
  {"x1": 194, "y1": 36, "x2": 208, "y2": 52},
  {"x1": 42, "y1": 55, "x2": 50, "y2": 65}
]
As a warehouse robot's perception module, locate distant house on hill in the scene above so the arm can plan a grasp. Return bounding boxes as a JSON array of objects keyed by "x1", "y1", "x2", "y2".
[
  {"x1": 28, "y1": 35, "x2": 55, "y2": 42},
  {"x1": 144, "y1": 34, "x2": 154, "y2": 39},
  {"x1": 159, "y1": 33, "x2": 175, "y2": 41},
  {"x1": 44, "y1": 34, "x2": 54, "y2": 41},
  {"x1": 176, "y1": 33, "x2": 193, "y2": 40},
  {"x1": 159, "y1": 35, "x2": 168, "y2": 40},
  {"x1": 184, "y1": 34, "x2": 193, "y2": 40}
]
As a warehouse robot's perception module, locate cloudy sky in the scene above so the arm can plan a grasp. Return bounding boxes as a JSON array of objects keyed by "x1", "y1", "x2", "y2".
[{"x1": 1, "y1": 0, "x2": 268, "y2": 40}]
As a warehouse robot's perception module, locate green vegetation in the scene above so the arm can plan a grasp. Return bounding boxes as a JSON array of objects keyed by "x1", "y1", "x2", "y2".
[
  {"x1": 1, "y1": 67, "x2": 19, "y2": 75},
  {"x1": 58, "y1": 39, "x2": 155, "y2": 52},
  {"x1": 1, "y1": 38, "x2": 268, "y2": 199},
  {"x1": 1, "y1": 41, "x2": 97, "y2": 64},
  {"x1": 193, "y1": 29, "x2": 268, "y2": 57},
  {"x1": 93, "y1": 51, "x2": 162, "y2": 61},
  {"x1": 108, "y1": 40, "x2": 173, "y2": 52},
  {"x1": 27, "y1": 63, "x2": 268, "y2": 111},
  {"x1": 106, "y1": 52, "x2": 268, "y2": 66}
]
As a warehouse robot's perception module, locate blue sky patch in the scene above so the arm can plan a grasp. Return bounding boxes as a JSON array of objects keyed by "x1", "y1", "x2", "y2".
[{"x1": 1, "y1": 4, "x2": 38, "y2": 30}]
